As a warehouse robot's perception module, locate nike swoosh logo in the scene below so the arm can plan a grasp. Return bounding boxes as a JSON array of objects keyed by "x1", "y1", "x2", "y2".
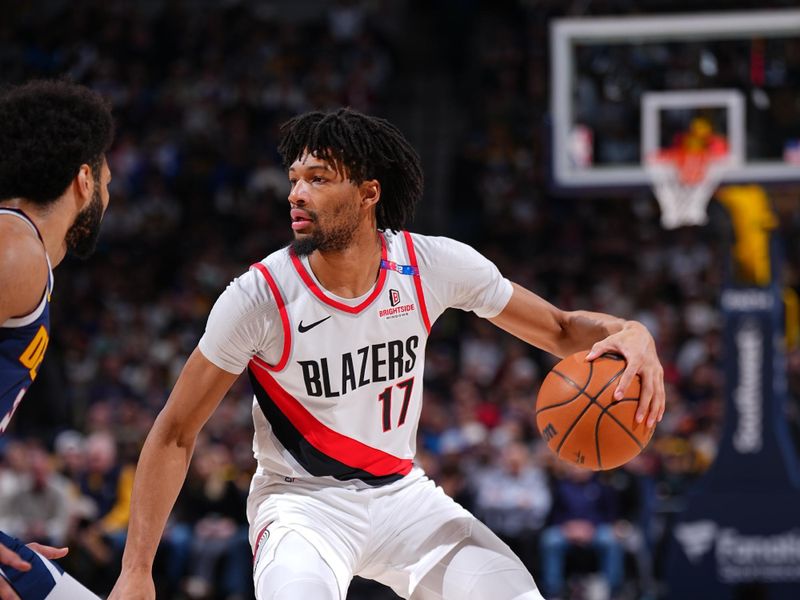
[{"x1": 297, "y1": 315, "x2": 332, "y2": 333}]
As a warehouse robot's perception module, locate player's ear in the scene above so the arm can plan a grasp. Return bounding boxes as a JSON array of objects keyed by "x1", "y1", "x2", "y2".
[
  {"x1": 74, "y1": 163, "x2": 94, "y2": 210},
  {"x1": 360, "y1": 179, "x2": 381, "y2": 209}
]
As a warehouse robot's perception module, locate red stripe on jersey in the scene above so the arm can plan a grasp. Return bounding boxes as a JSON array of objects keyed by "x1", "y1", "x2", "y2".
[
  {"x1": 252, "y1": 521, "x2": 273, "y2": 563},
  {"x1": 402, "y1": 231, "x2": 431, "y2": 333},
  {"x1": 249, "y1": 363, "x2": 413, "y2": 478},
  {"x1": 251, "y1": 263, "x2": 291, "y2": 371},
  {"x1": 289, "y1": 233, "x2": 388, "y2": 314}
]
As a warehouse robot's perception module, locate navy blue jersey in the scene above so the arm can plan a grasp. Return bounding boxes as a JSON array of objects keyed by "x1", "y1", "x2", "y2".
[
  {"x1": 0, "y1": 208, "x2": 52, "y2": 434},
  {"x1": 0, "y1": 531, "x2": 64, "y2": 599}
]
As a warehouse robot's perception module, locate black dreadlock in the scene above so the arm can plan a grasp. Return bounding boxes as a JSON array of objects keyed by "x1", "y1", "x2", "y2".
[{"x1": 278, "y1": 108, "x2": 423, "y2": 232}]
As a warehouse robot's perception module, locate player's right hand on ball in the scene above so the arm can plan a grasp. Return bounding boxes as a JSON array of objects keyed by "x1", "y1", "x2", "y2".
[
  {"x1": 109, "y1": 571, "x2": 155, "y2": 600},
  {"x1": 586, "y1": 320, "x2": 665, "y2": 428}
]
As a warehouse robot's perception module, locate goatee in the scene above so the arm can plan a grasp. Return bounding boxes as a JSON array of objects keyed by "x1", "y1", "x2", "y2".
[
  {"x1": 291, "y1": 235, "x2": 320, "y2": 257},
  {"x1": 290, "y1": 224, "x2": 358, "y2": 256}
]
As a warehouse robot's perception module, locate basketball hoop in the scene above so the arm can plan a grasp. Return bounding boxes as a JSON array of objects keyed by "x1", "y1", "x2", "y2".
[
  {"x1": 645, "y1": 149, "x2": 735, "y2": 229},
  {"x1": 640, "y1": 90, "x2": 746, "y2": 230}
]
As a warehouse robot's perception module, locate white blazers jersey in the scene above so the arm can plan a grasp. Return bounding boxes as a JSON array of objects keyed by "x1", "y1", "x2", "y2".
[{"x1": 199, "y1": 231, "x2": 513, "y2": 488}]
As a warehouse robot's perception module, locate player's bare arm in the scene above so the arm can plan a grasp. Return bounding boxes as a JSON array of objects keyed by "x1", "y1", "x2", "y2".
[
  {"x1": 488, "y1": 282, "x2": 665, "y2": 428},
  {"x1": 0, "y1": 221, "x2": 49, "y2": 324},
  {"x1": 0, "y1": 222, "x2": 71, "y2": 597},
  {"x1": 110, "y1": 348, "x2": 239, "y2": 600}
]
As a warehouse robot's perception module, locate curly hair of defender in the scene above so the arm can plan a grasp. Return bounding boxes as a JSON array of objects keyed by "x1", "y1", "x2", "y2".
[
  {"x1": 0, "y1": 80, "x2": 114, "y2": 205},
  {"x1": 278, "y1": 108, "x2": 423, "y2": 232}
]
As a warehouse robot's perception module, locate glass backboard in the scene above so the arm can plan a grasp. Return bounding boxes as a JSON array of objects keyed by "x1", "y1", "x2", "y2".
[{"x1": 550, "y1": 10, "x2": 800, "y2": 191}]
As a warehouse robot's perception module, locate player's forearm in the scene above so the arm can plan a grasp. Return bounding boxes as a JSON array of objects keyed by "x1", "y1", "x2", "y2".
[
  {"x1": 490, "y1": 283, "x2": 633, "y2": 358},
  {"x1": 119, "y1": 349, "x2": 238, "y2": 574},
  {"x1": 119, "y1": 415, "x2": 196, "y2": 573}
]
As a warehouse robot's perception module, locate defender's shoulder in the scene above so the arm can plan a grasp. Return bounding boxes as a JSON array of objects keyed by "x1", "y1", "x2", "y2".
[{"x1": 0, "y1": 220, "x2": 48, "y2": 322}]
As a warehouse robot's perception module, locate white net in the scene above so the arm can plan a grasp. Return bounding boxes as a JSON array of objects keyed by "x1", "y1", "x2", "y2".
[{"x1": 645, "y1": 157, "x2": 734, "y2": 229}]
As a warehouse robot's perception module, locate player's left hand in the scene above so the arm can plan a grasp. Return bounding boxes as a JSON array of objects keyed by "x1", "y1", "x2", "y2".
[{"x1": 585, "y1": 320, "x2": 664, "y2": 428}]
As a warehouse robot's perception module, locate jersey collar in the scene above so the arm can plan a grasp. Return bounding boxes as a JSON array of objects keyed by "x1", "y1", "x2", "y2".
[{"x1": 289, "y1": 232, "x2": 388, "y2": 314}]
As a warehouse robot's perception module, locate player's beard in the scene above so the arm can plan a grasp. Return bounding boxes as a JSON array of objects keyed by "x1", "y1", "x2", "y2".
[
  {"x1": 291, "y1": 203, "x2": 360, "y2": 257},
  {"x1": 65, "y1": 186, "x2": 104, "y2": 259}
]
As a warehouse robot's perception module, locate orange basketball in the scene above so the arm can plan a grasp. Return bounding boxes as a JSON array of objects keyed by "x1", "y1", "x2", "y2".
[{"x1": 535, "y1": 351, "x2": 654, "y2": 470}]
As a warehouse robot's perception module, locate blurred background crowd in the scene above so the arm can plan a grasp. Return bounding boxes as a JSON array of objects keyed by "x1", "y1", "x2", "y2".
[{"x1": 2, "y1": 1, "x2": 800, "y2": 599}]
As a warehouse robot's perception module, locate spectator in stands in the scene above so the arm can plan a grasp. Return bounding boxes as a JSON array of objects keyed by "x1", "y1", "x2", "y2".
[
  {"x1": 539, "y1": 462, "x2": 624, "y2": 599},
  {"x1": 0, "y1": 440, "x2": 31, "y2": 506},
  {"x1": 606, "y1": 455, "x2": 659, "y2": 599},
  {"x1": 73, "y1": 431, "x2": 134, "y2": 592},
  {"x1": 473, "y1": 441, "x2": 551, "y2": 573},
  {"x1": 176, "y1": 442, "x2": 250, "y2": 600},
  {"x1": 0, "y1": 444, "x2": 72, "y2": 547}
]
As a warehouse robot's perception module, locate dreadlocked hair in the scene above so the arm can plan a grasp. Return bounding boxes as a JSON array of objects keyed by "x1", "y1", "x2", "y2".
[{"x1": 278, "y1": 108, "x2": 423, "y2": 232}]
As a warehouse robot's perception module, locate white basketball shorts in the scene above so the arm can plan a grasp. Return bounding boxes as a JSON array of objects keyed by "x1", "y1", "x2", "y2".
[{"x1": 247, "y1": 467, "x2": 476, "y2": 599}]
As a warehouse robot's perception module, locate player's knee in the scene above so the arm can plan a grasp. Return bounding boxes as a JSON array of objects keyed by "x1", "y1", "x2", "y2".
[
  {"x1": 509, "y1": 592, "x2": 546, "y2": 600},
  {"x1": 256, "y1": 531, "x2": 338, "y2": 600},
  {"x1": 417, "y1": 533, "x2": 541, "y2": 600},
  {"x1": 445, "y1": 551, "x2": 539, "y2": 600},
  {"x1": 267, "y1": 578, "x2": 336, "y2": 600}
]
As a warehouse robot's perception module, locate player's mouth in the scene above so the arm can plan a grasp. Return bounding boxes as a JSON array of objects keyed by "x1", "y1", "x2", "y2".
[{"x1": 290, "y1": 208, "x2": 314, "y2": 231}]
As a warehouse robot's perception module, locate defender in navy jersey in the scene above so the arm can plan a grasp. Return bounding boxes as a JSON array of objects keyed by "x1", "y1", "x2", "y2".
[
  {"x1": 113, "y1": 109, "x2": 665, "y2": 600},
  {"x1": 0, "y1": 81, "x2": 114, "y2": 599},
  {"x1": 0, "y1": 214, "x2": 52, "y2": 435}
]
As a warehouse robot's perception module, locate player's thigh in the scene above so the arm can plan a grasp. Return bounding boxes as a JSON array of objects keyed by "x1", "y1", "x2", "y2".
[
  {"x1": 357, "y1": 476, "x2": 474, "y2": 597},
  {"x1": 411, "y1": 520, "x2": 544, "y2": 600},
  {"x1": 254, "y1": 530, "x2": 340, "y2": 600},
  {"x1": 249, "y1": 486, "x2": 366, "y2": 599}
]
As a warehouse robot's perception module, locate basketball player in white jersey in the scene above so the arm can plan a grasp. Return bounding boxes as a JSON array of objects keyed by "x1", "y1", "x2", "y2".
[
  {"x1": 0, "y1": 80, "x2": 114, "y2": 599},
  {"x1": 111, "y1": 109, "x2": 664, "y2": 600}
]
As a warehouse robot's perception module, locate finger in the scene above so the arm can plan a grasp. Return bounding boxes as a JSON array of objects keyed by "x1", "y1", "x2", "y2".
[
  {"x1": 585, "y1": 341, "x2": 610, "y2": 361},
  {"x1": 655, "y1": 371, "x2": 666, "y2": 423},
  {"x1": 634, "y1": 371, "x2": 653, "y2": 424},
  {"x1": 646, "y1": 379, "x2": 660, "y2": 428},
  {"x1": 26, "y1": 543, "x2": 68, "y2": 559},
  {"x1": 646, "y1": 365, "x2": 664, "y2": 426},
  {"x1": 0, "y1": 545, "x2": 30, "y2": 572},
  {"x1": 0, "y1": 578, "x2": 20, "y2": 600},
  {"x1": 614, "y1": 361, "x2": 639, "y2": 401}
]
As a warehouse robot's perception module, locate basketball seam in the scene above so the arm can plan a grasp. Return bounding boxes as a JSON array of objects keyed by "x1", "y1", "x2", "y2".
[
  {"x1": 537, "y1": 354, "x2": 625, "y2": 416},
  {"x1": 553, "y1": 360, "x2": 597, "y2": 454},
  {"x1": 534, "y1": 368, "x2": 590, "y2": 415},
  {"x1": 595, "y1": 398, "x2": 647, "y2": 470},
  {"x1": 556, "y1": 365, "x2": 625, "y2": 461}
]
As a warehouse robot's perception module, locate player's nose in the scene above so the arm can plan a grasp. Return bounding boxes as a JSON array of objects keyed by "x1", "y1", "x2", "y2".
[{"x1": 288, "y1": 180, "x2": 308, "y2": 205}]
